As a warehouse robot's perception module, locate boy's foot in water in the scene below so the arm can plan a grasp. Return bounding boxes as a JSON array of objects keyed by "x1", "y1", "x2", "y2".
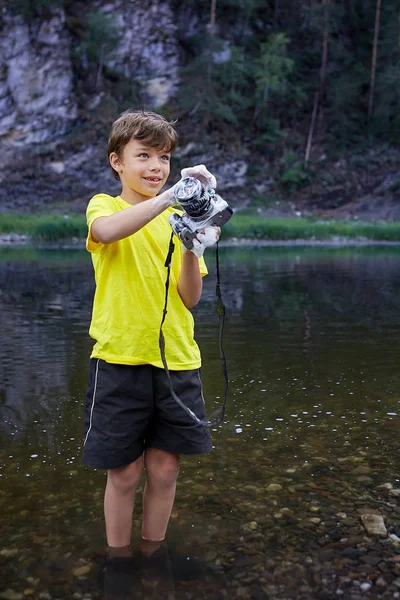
[
  {"x1": 103, "y1": 546, "x2": 139, "y2": 599},
  {"x1": 140, "y1": 540, "x2": 207, "y2": 582}
]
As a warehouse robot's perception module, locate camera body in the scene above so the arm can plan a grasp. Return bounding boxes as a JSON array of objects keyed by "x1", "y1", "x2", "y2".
[{"x1": 169, "y1": 177, "x2": 233, "y2": 251}]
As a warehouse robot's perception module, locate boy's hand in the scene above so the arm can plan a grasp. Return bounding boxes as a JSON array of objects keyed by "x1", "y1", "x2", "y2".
[
  {"x1": 167, "y1": 165, "x2": 216, "y2": 206},
  {"x1": 180, "y1": 164, "x2": 217, "y2": 190},
  {"x1": 190, "y1": 226, "x2": 221, "y2": 258}
]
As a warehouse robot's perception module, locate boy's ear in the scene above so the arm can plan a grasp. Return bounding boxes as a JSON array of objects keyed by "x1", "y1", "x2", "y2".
[{"x1": 109, "y1": 152, "x2": 122, "y2": 174}]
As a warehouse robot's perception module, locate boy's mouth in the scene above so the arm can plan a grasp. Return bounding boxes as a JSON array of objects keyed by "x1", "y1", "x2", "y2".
[{"x1": 144, "y1": 177, "x2": 162, "y2": 184}]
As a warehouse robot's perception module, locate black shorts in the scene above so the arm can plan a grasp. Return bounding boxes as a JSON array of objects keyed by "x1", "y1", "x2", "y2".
[{"x1": 82, "y1": 359, "x2": 212, "y2": 470}]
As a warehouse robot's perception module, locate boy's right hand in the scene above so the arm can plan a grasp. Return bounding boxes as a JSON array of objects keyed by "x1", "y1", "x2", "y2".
[{"x1": 180, "y1": 164, "x2": 217, "y2": 190}]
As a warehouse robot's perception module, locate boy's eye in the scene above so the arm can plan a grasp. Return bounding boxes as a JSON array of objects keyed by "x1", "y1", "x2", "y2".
[
  {"x1": 139, "y1": 153, "x2": 149, "y2": 158},
  {"x1": 161, "y1": 155, "x2": 170, "y2": 161}
]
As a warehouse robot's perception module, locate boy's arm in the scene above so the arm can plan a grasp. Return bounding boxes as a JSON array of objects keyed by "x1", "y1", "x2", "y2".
[
  {"x1": 177, "y1": 226, "x2": 220, "y2": 309},
  {"x1": 91, "y1": 189, "x2": 173, "y2": 244},
  {"x1": 177, "y1": 251, "x2": 203, "y2": 309},
  {"x1": 91, "y1": 164, "x2": 217, "y2": 245}
]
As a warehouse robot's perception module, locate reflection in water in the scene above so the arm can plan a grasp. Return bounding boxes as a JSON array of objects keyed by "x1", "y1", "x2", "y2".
[{"x1": 0, "y1": 246, "x2": 400, "y2": 599}]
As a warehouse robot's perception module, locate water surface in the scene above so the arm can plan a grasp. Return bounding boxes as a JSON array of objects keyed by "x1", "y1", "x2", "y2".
[{"x1": 1, "y1": 246, "x2": 399, "y2": 600}]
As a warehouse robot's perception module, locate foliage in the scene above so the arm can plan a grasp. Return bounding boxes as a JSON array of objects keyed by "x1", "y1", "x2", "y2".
[
  {"x1": 81, "y1": 11, "x2": 118, "y2": 63},
  {"x1": 254, "y1": 34, "x2": 294, "y2": 111},
  {"x1": 10, "y1": 0, "x2": 63, "y2": 22},
  {"x1": 81, "y1": 10, "x2": 120, "y2": 87},
  {"x1": 174, "y1": 0, "x2": 399, "y2": 163},
  {"x1": 280, "y1": 150, "x2": 315, "y2": 192},
  {"x1": 177, "y1": 36, "x2": 253, "y2": 134}
]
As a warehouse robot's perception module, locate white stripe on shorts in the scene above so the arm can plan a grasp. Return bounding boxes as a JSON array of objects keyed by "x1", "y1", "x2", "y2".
[
  {"x1": 84, "y1": 359, "x2": 100, "y2": 446},
  {"x1": 197, "y1": 370, "x2": 205, "y2": 404}
]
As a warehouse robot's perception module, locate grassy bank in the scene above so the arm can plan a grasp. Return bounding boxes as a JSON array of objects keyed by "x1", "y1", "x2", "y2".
[
  {"x1": 223, "y1": 214, "x2": 400, "y2": 242},
  {"x1": 2, "y1": 212, "x2": 400, "y2": 243},
  {"x1": 0, "y1": 214, "x2": 87, "y2": 241}
]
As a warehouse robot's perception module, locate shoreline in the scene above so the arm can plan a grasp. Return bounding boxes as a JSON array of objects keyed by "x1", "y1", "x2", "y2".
[{"x1": 2, "y1": 233, "x2": 400, "y2": 249}]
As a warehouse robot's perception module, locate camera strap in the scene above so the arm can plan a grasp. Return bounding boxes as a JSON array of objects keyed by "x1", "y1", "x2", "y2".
[{"x1": 159, "y1": 232, "x2": 229, "y2": 428}]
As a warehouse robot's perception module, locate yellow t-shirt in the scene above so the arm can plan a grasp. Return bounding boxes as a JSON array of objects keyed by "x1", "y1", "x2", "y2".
[{"x1": 86, "y1": 193, "x2": 208, "y2": 369}]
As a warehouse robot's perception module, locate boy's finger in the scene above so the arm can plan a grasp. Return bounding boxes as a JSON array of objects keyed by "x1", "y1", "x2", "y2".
[{"x1": 181, "y1": 165, "x2": 217, "y2": 189}]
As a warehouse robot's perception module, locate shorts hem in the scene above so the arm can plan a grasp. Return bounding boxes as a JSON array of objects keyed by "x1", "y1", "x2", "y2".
[{"x1": 82, "y1": 451, "x2": 143, "y2": 470}]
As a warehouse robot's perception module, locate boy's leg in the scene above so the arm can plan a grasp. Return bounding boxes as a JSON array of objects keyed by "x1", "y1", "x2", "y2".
[
  {"x1": 83, "y1": 360, "x2": 155, "y2": 547},
  {"x1": 141, "y1": 448, "x2": 180, "y2": 544},
  {"x1": 139, "y1": 367, "x2": 211, "y2": 552},
  {"x1": 105, "y1": 456, "x2": 143, "y2": 548}
]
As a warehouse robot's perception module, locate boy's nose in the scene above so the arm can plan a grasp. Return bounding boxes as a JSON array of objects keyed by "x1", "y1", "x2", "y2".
[{"x1": 149, "y1": 158, "x2": 161, "y2": 171}]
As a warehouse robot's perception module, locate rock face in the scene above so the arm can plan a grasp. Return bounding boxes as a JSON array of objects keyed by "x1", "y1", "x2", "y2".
[
  {"x1": 100, "y1": 0, "x2": 179, "y2": 106},
  {"x1": 0, "y1": 9, "x2": 77, "y2": 144},
  {"x1": 0, "y1": 1, "x2": 179, "y2": 148},
  {"x1": 0, "y1": 1, "x2": 184, "y2": 211}
]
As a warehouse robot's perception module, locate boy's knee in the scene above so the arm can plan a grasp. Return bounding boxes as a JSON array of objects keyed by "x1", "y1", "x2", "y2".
[
  {"x1": 107, "y1": 458, "x2": 142, "y2": 494},
  {"x1": 145, "y1": 452, "x2": 179, "y2": 488}
]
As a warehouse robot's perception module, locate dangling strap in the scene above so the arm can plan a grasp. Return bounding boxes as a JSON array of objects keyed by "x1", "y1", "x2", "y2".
[{"x1": 159, "y1": 234, "x2": 229, "y2": 428}]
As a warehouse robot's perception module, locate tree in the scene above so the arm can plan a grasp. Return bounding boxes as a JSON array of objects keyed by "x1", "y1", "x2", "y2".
[
  {"x1": 305, "y1": 0, "x2": 330, "y2": 162},
  {"x1": 81, "y1": 11, "x2": 120, "y2": 89},
  {"x1": 210, "y1": 0, "x2": 217, "y2": 29},
  {"x1": 12, "y1": 0, "x2": 62, "y2": 22},
  {"x1": 253, "y1": 33, "x2": 294, "y2": 125},
  {"x1": 368, "y1": 0, "x2": 382, "y2": 122}
]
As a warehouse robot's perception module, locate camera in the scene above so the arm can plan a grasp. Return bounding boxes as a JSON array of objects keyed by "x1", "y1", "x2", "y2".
[{"x1": 169, "y1": 177, "x2": 233, "y2": 251}]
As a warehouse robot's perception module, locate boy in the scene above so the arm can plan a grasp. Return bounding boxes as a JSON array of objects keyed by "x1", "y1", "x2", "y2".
[{"x1": 83, "y1": 110, "x2": 218, "y2": 571}]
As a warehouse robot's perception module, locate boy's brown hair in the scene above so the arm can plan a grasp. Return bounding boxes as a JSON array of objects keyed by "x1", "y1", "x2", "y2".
[{"x1": 108, "y1": 109, "x2": 178, "y2": 180}]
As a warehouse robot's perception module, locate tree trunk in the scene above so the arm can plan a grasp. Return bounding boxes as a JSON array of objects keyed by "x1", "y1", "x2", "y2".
[
  {"x1": 207, "y1": 0, "x2": 217, "y2": 35},
  {"x1": 368, "y1": 0, "x2": 382, "y2": 121},
  {"x1": 205, "y1": 0, "x2": 218, "y2": 127},
  {"x1": 252, "y1": 85, "x2": 270, "y2": 126},
  {"x1": 305, "y1": 0, "x2": 329, "y2": 163},
  {"x1": 274, "y1": 0, "x2": 280, "y2": 30},
  {"x1": 210, "y1": 0, "x2": 217, "y2": 27},
  {"x1": 305, "y1": 92, "x2": 319, "y2": 162},
  {"x1": 96, "y1": 44, "x2": 104, "y2": 89},
  {"x1": 319, "y1": 0, "x2": 329, "y2": 102}
]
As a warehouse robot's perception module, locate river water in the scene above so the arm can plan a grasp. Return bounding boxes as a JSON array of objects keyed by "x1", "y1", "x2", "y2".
[{"x1": 0, "y1": 245, "x2": 399, "y2": 600}]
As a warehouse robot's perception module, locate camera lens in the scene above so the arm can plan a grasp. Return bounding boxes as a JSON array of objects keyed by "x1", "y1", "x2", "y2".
[{"x1": 174, "y1": 177, "x2": 211, "y2": 218}]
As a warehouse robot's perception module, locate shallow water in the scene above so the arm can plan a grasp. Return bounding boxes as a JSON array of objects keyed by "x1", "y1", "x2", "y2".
[{"x1": 1, "y1": 245, "x2": 400, "y2": 600}]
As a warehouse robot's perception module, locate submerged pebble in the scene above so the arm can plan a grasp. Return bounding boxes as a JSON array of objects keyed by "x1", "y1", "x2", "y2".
[{"x1": 0, "y1": 591, "x2": 23, "y2": 600}]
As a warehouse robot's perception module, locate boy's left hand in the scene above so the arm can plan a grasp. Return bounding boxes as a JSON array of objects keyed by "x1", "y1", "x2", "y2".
[
  {"x1": 180, "y1": 164, "x2": 217, "y2": 190},
  {"x1": 190, "y1": 226, "x2": 221, "y2": 258}
]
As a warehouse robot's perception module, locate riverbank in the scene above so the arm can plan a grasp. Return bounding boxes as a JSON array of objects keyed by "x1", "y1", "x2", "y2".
[{"x1": 2, "y1": 212, "x2": 400, "y2": 245}]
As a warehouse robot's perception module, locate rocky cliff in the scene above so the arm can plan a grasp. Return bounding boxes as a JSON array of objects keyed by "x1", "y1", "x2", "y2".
[
  {"x1": 0, "y1": 1, "x2": 180, "y2": 143},
  {"x1": 0, "y1": 1, "x2": 399, "y2": 219},
  {"x1": 0, "y1": 1, "x2": 185, "y2": 212}
]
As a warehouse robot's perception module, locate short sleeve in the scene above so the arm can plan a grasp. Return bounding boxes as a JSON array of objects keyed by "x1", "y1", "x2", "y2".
[{"x1": 86, "y1": 194, "x2": 115, "y2": 253}]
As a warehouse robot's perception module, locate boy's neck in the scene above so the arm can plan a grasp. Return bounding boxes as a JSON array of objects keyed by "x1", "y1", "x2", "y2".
[{"x1": 120, "y1": 187, "x2": 154, "y2": 206}]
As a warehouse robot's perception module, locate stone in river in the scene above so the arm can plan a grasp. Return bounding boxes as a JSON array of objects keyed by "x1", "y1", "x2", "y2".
[
  {"x1": 72, "y1": 564, "x2": 92, "y2": 576},
  {"x1": 266, "y1": 484, "x2": 282, "y2": 492},
  {"x1": 351, "y1": 465, "x2": 371, "y2": 475},
  {"x1": 360, "y1": 514, "x2": 387, "y2": 537},
  {"x1": 0, "y1": 591, "x2": 24, "y2": 600}
]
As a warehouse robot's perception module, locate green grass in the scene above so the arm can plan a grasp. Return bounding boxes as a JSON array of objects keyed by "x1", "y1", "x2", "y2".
[
  {"x1": 223, "y1": 214, "x2": 400, "y2": 242},
  {"x1": 0, "y1": 214, "x2": 87, "y2": 241},
  {"x1": 2, "y1": 212, "x2": 400, "y2": 242}
]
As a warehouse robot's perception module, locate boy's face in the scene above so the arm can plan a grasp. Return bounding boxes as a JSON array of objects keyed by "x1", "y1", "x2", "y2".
[{"x1": 110, "y1": 138, "x2": 171, "y2": 201}]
